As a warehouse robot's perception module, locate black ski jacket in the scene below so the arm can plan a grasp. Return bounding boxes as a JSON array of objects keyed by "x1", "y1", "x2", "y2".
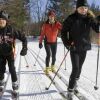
[
  {"x1": 0, "y1": 25, "x2": 27, "y2": 55},
  {"x1": 61, "y1": 11, "x2": 100, "y2": 51}
]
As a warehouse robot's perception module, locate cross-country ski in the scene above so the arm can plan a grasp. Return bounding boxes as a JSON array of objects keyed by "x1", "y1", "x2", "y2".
[{"x1": 0, "y1": 0, "x2": 100, "y2": 99}]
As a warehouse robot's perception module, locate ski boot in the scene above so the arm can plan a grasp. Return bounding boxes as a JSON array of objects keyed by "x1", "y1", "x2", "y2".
[
  {"x1": 44, "y1": 67, "x2": 51, "y2": 75},
  {"x1": 74, "y1": 83, "x2": 87, "y2": 100},
  {"x1": 74, "y1": 79, "x2": 79, "y2": 94},
  {"x1": 66, "y1": 91, "x2": 74, "y2": 100},
  {"x1": 0, "y1": 79, "x2": 5, "y2": 96},
  {"x1": 51, "y1": 65, "x2": 56, "y2": 72},
  {"x1": 11, "y1": 82, "x2": 19, "y2": 99},
  {"x1": 0, "y1": 79, "x2": 5, "y2": 86},
  {"x1": 74, "y1": 87, "x2": 79, "y2": 94}
]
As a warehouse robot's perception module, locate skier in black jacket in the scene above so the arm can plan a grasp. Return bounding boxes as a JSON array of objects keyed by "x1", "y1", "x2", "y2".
[
  {"x1": 61, "y1": 0, "x2": 100, "y2": 99},
  {"x1": 0, "y1": 11, "x2": 27, "y2": 91}
]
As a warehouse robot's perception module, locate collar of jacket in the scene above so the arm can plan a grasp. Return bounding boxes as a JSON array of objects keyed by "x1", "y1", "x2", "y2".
[
  {"x1": 75, "y1": 11, "x2": 87, "y2": 19},
  {"x1": 0, "y1": 25, "x2": 7, "y2": 35},
  {"x1": 46, "y1": 19, "x2": 57, "y2": 24}
]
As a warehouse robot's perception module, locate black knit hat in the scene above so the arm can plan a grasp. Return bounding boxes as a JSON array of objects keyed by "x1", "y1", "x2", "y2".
[
  {"x1": 0, "y1": 11, "x2": 9, "y2": 20},
  {"x1": 76, "y1": 0, "x2": 88, "y2": 8}
]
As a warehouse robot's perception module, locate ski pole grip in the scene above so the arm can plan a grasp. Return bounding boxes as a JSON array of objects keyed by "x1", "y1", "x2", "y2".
[
  {"x1": 98, "y1": 26, "x2": 100, "y2": 46},
  {"x1": 99, "y1": 33, "x2": 100, "y2": 46},
  {"x1": 70, "y1": 42, "x2": 74, "y2": 47},
  {"x1": 68, "y1": 42, "x2": 74, "y2": 50}
]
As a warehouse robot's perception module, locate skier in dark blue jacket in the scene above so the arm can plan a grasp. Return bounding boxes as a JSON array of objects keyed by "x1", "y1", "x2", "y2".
[
  {"x1": 61, "y1": 0, "x2": 100, "y2": 99},
  {"x1": 0, "y1": 11, "x2": 27, "y2": 92}
]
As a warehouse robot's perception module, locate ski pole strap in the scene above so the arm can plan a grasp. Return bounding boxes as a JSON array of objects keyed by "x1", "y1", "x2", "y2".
[
  {"x1": 99, "y1": 33, "x2": 100, "y2": 46},
  {"x1": 71, "y1": 42, "x2": 74, "y2": 46},
  {"x1": 68, "y1": 42, "x2": 74, "y2": 50},
  {"x1": 98, "y1": 24, "x2": 100, "y2": 46},
  {"x1": 98, "y1": 33, "x2": 100, "y2": 46}
]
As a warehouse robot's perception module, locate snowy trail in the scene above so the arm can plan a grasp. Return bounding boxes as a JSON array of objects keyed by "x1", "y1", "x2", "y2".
[
  {"x1": 28, "y1": 48, "x2": 64, "y2": 100},
  {"x1": 29, "y1": 40, "x2": 100, "y2": 100},
  {"x1": 1, "y1": 39, "x2": 100, "y2": 100},
  {"x1": 28, "y1": 48, "x2": 79, "y2": 100},
  {"x1": 28, "y1": 46, "x2": 96, "y2": 100},
  {"x1": 2, "y1": 42, "x2": 63, "y2": 100},
  {"x1": 26, "y1": 51, "x2": 63, "y2": 100}
]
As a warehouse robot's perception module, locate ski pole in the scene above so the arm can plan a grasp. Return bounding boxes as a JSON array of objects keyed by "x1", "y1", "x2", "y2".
[
  {"x1": 34, "y1": 49, "x2": 41, "y2": 66},
  {"x1": 45, "y1": 48, "x2": 70, "y2": 90},
  {"x1": 24, "y1": 56, "x2": 29, "y2": 67},
  {"x1": 94, "y1": 33, "x2": 100, "y2": 90},
  {"x1": 64, "y1": 46, "x2": 67, "y2": 70}
]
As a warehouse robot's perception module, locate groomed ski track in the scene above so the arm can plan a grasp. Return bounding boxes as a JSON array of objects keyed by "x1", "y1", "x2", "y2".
[{"x1": 1, "y1": 37, "x2": 100, "y2": 100}]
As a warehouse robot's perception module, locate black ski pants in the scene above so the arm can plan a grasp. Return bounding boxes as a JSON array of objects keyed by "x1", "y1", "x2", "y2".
[
  {"x1": 68, "y1": 51, "x2": 87, "y2": 90},
  {"x1": 44, "y1": 42, "x2": 57, "y2": 67},
  {"x1": 0, "y1": 53, "x2": 17, "y2": 82}
]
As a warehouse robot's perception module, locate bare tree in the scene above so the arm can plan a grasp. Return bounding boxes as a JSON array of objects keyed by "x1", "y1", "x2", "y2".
[{"x1": 29, "y1": 0, "x2": 48, "y2": 35}]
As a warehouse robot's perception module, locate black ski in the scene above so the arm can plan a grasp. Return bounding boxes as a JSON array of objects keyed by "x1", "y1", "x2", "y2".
[
  {"x1": 11, "y1": 90, "x2": 19, "y2": 100},
  {"x1": 0, "y1": 82, "x2": 7, "y2": 99},
  {"x1": 45, "y1": 72, "x2": 80, "y2": 100},
  {"x1": 74, "y1": 90, "x2": 88, "y2": 100},
  {"x1": 45, "y1": 73, "x2": 68, "y2": 99},
  {"x1": 52, "y1": 70, "x2": 88, "y2": 100}
]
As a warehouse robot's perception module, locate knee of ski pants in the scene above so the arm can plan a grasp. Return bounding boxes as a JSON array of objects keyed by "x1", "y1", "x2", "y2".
[
  {"x1": 0, "y1": 73, "x2": 4, "y2": 80},
  {"x1": 9, "y1": 66, "x2": 16, "y2": 73},
  {"x1": 52, "y1": 56, "x2": 56, "y2": 62},
  {"x1": 52, "y1": 54, "x2": 56, "y2": 60},
  {"x1": 0, "y1": 66, "x2": 6, "y2": 73},
  {"x1": 46, "y1": 54, "x2": 50, "y2": 59},
  {"x1": 70, "y1": 68, "x2": 79, "y2": 80},
  {"x1": 8, "y1": 61, "x2": 16, "y2": 73},
  {"x1": 0, "y1": 59, "x2": 6, "y2": 73},
  {"x1": 72, "y1": 67, "x2": 79, "y2": 74}
]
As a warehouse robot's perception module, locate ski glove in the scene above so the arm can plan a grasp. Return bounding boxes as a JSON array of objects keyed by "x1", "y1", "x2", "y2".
[
  {"x1": 39, "y1": 43, "x2": 43, "y2": 49},
  {"x1": 20, "y1": 47, "x2": 27, "y2": 56},
  {"x1": 65, "y1": 42, "x2": 74, "y2": 50}
]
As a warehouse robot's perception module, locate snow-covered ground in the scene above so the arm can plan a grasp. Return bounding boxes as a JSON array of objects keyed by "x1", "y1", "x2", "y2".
[{"x1": 1, "y1": 37, "x2": 100, "y2": 100}]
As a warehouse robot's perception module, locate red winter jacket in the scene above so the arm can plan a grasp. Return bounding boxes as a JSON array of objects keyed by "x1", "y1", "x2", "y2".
[{"x1": 39, "y1": 21, "x2": 62, "y2": 43}]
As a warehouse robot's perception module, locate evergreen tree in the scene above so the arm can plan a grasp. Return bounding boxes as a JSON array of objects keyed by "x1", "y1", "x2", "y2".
[
  {"x1": 0, "y1": 0, "x2": 27, "y2": 30},
  {"x1": 47, "y1": 0, "x2": 75, "y2": 22}
]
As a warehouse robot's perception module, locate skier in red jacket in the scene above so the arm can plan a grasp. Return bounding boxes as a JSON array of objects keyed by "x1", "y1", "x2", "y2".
[{"x1": 39, "y1": 10, "x2": 62, "y2": 75}]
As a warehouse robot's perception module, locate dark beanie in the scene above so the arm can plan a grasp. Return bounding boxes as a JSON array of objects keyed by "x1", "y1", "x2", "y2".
[
  {"x1": 76, "y1": 0, "x2": 88, "y2": 8},
  {"x1": 0, "y1": 11, "x2": 9, "y2": 20}
]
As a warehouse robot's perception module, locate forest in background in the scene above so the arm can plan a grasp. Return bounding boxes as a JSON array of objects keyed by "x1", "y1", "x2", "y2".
[{"x1": 0, "y1": 0, "x2": 100, "y2": 43}]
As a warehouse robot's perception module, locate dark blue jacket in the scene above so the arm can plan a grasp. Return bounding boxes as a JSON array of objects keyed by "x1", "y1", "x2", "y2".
[
  {"x1": 61, "y1": 11, "x2": 100, "y2": 51},
  {"x1": 0, "y1": 25, "x2": 27, "y2": 55}
]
